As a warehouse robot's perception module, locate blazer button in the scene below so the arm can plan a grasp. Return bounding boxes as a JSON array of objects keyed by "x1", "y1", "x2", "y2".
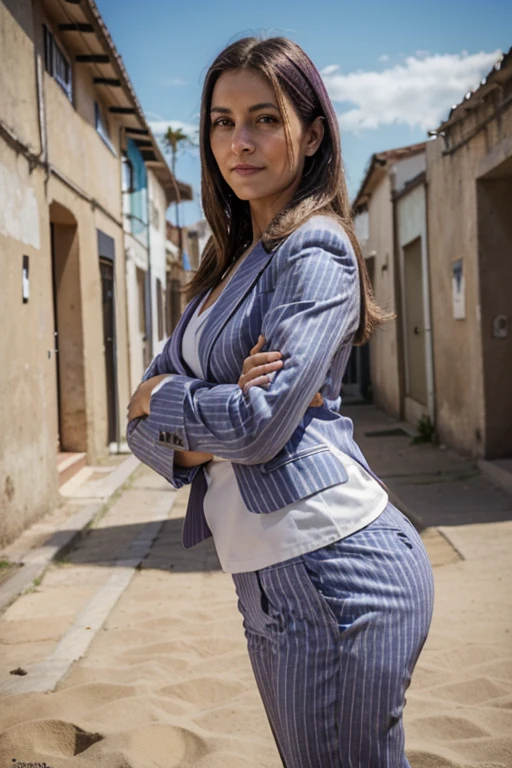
[{"x1": 158, "y1": 431, "x2": 169, "y2": 443}]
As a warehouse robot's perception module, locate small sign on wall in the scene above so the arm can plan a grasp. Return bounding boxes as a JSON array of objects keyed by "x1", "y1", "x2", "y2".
[
  {"x1": 22, "y1": 255, "x2": 30, "y2": 303},
  {"x1": 452, "y1": 259, "x2": 465, "y2": 320}
]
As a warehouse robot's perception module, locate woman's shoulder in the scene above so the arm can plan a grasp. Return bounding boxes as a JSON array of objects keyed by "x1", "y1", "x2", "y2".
[{"x1": 277, "y1": 214, "x2": 355, "y2": 263}]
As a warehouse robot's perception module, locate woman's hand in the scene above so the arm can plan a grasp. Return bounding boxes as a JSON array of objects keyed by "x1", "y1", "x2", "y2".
[
  {"x1": 127, "y1": 374, "x2": 171, "y2": 422},
  {"x1": 128, "y1": 376, "x2": 214, "y2": 467},
  {"x1": 238, "y1": 336, "x2": 323, "y2": 407}
]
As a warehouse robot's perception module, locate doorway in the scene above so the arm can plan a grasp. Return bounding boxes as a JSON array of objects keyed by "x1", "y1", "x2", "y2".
[
  {"x1": 136, "y1": 266, "x2": 150, "y2": 371},
  {"x1": 49, "y1": 202, "x2": 86, "y2": 453},
  {"x1": 97, "y1": 230, "x2": 117, "y2": 447},
  {"x1": 477, "y1": 157, "x2": 512, "y2": 458},
  {"x1": 403, "y1": 237, "x2": 428, "y2": 409}
]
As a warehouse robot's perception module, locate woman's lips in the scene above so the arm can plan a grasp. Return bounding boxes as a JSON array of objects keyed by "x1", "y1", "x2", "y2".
[{"x1": 232, "y1": 166, "x2": 264, "y2": 176}]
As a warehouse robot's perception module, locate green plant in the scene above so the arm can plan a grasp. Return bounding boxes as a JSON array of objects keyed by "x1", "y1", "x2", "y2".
[{"x1": 412, "y1": 414, "x2": 438, "y2": 445}]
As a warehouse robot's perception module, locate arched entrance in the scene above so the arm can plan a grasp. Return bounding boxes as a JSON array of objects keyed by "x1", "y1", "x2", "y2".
[{"x1": 49, "y1": 201, "x2": 87, "y2": 454}]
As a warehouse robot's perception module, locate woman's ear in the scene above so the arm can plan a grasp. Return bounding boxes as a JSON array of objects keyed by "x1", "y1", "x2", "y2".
[{"x1": 305, "y1": 116, "x2": 325, "y2": 157}]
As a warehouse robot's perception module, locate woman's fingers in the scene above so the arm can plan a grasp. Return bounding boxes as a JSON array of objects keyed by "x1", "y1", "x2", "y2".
[
  {"x1": 239, "y1": 359, "x2": 283, "y2": 389},
  {"x1": 242, "y1": 351, "x2": 282, "y2": 375},
  {"x1": 242, "y1": 374, "x2": 272, "y2": 394},
  {"x1": 249, "y1": 334, "x2": 266, "y2": 356}
]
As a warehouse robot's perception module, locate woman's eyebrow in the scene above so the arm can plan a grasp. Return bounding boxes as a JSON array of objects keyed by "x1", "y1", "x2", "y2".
[{"x1": 210, "y1": 102, "x2": 280, "y2": 114}]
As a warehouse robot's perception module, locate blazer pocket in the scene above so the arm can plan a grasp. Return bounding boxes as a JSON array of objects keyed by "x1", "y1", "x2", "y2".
[{"x1": 261, "y1": 444, "x2": 330, "y2": 474}]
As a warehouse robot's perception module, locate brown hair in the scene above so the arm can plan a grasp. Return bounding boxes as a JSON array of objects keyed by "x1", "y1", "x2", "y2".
[{"x1": 186, "y1": 35, "x2": 388, "y2": 344}]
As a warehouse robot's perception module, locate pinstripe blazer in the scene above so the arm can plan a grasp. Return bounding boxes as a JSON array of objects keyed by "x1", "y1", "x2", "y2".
[{"x1": 127, "y1": 214, "x2": 381, "y2": 549}]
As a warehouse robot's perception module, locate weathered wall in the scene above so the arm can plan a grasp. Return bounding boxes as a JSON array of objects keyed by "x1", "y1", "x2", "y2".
[
  {"x1": 0, "y1": 1, "x2": 130, "y2": 544},
  {"x1": 366, "y1": 174, "x2": 402, "y2": 417},
  {"x1": 0, "y1": 147, "x2": 58, "y2": 546},
  {"x1": 0, "y1": 0, "x2": 40, "y2": 150},
  {"x1": 426, "y1": 106, "x2": 512, "y2": 457}
]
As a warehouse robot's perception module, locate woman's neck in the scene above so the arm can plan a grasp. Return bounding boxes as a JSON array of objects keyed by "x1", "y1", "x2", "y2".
[{"x1": 249, "y1": 181, "x2": 302, "y2": 245}]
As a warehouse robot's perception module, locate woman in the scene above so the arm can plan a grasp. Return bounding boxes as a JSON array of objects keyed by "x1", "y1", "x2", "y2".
[{"x1": 127, "y1": 36, "x2": 434, "y2": 767}]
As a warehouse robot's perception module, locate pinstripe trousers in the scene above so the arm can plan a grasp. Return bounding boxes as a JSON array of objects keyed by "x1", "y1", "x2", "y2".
[{"x1": 232, "y1": 502, "x2": 434, "y2": 767}]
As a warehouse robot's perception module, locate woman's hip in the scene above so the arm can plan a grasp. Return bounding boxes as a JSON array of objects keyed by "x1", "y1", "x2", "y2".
[{"x1": 232, "y1": 501, "x2": 434, "y2": 645}]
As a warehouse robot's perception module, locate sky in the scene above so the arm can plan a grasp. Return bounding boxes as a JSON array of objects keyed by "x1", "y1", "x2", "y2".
[{"x1": 96, "y1": 0, "x2": 511, "y2": 227}]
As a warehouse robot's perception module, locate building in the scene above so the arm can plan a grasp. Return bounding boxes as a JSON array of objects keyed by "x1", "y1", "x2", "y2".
[
  {"x1": 352, "y1": 143, "x2": 428, "y2": 421},
  {"x1": 123, "y1": 145, "x2": 192, "y2": 392},
  {"x1": 426, "y1": 48, "x2": 512, "y2": 459},
  {"x1": 164, "y1": 219, "x2": 211, "y2": 334},
  {"x1": 0, "y1": 0, "x2": 190, "y2": 546}
]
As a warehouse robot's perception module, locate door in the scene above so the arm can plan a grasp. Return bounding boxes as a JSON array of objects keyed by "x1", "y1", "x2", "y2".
[
  {"x1": 100, "y1": 258, "x2": 116, "y2": 445},
  {"x1": 403, "y1": 237, "x2": 427, "y2": 406},
  {"x1": 136, "y1": 267, "x2": 151, "y2": 370},
  {"x1": 477, "y1": 164, "x2": 512, "y2": 457},
  {"x1": 50, "y1": 223, "x2": 62, "y2": 451}
]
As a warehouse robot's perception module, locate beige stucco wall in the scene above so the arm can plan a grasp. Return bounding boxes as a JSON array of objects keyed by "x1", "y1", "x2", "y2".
[
  {"x1": 0, "y1": 143, "x2": 58, "y2": 546},
  {"x1": 0, "y1": 1, "x2": 41, "y2": 150},
  {"x1": 0, "y1": 0, "x2": 130, "y2": 545},
  {"x1": 366, "y1": 173, "x2": 402, "y2": 417},
  {"x1": 426, "y1": 105, "x2": 512, "y2": 457}
]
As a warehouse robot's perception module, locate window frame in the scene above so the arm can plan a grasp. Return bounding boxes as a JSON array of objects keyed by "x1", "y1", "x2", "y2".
[
  {"x1": 42, "y1": 24, "x2": 73, "y2": 102},
  {"x1": 121, "y1": 153, "x2": 135, "y2": 193},
  {"x1": 94, "y1": 101, "x2": 117, "y2": 156}
]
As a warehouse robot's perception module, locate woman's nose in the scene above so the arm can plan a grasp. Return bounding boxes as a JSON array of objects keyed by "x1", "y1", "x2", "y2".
[{"x1": 231, "y1": 125, "x2": 254, "y2": 154}]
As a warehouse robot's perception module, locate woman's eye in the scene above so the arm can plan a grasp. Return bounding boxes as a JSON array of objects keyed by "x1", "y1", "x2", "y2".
[
  {"x1": 258, "y1": 115, "x2": 277, "y2": 124},
  {"x1": 212, "y1": 118, "x2": 232, "y2": 127}
]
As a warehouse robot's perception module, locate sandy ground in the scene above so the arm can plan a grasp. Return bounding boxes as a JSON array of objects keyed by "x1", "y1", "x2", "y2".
[{"x1": 0, "y1": 460, "x2": 511, "y2": 767}]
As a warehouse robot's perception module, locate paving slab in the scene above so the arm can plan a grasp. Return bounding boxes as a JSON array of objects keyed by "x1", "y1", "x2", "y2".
[{"x1": 347, "y1": 404, "x2": 512, "y2": 529}]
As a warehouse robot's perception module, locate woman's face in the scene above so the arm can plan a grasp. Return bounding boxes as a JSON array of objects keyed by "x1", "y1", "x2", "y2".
[{"x1": 209, "y1": 68, "x2": 323, "y2": 209}]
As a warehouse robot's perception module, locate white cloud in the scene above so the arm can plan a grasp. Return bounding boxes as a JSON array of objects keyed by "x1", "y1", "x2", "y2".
[
  {"x1": 322, "y1": 49, "x2": 501, "y2": 133},
  {"x1": 162, "y1": 77, "x2": 187, "y2": 87},
  {"x1": 378, "y1": 54, "x2": 389, "y2": 63},
  {"x1": 320, "y1": 64, "x2": 340, "y2": 76}
]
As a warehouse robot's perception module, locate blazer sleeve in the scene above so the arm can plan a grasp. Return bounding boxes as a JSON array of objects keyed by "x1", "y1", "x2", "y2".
[
  {"x1": 126, "y1": 341, "x2": 202, "y2": 489},
  {"x1": 144, "y1": 225, "x2": 360, "y2": 466}
]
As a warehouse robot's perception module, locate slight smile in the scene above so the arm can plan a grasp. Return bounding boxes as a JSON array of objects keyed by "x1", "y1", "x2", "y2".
[{"x1": 232, "y1": 164, "x2": 265, "y2": 176}]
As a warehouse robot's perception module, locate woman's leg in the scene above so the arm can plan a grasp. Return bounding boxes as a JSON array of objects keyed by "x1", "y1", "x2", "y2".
[{"x1": 233, "y1": 502, "x2": 434, "y2": 768}]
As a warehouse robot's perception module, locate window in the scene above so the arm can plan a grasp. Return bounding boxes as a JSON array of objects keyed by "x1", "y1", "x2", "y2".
[
  {"x1": 43, "y1": 24, "x2": 72, "y2": 101},
  {"x1": 122, "y1": 155, "x2": 135, "y2": 193},
  {"x1": 95, "y1": 102, "x2": 116, "y2": 155}
]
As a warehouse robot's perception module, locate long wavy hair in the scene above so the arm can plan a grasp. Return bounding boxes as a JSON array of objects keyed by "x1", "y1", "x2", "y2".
[{"x1": 185, "y1": 36, "x2": 388, "y2": 344}]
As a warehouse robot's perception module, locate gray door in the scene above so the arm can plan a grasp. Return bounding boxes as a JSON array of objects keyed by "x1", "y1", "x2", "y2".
[{"x1": 403, "y1": 237, "x2": 427, "y2": 406}]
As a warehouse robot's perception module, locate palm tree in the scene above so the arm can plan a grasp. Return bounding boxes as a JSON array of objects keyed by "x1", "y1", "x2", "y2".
[{"x1": 163, "y1": 126, "x2": 194, "y2": 259}]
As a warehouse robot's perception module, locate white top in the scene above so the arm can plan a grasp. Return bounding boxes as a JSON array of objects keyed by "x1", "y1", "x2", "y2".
[{"x1": 172, "y1": 291, "x2": 389, "y2": 574}]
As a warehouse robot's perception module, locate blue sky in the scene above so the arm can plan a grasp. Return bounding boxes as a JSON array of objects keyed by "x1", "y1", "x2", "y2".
[{"x1": 96, "y1": 0, "x2": 511, "y2": 226}]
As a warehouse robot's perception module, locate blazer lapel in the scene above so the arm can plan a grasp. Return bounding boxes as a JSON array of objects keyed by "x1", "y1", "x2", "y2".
[{"x1": 199, "y1": 241, "x2": 277, "y2": 380}]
